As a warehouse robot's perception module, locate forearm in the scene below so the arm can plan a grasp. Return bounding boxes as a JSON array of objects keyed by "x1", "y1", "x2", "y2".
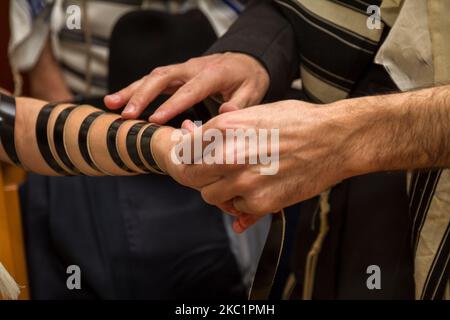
[
  {"x1": 28, "y1": 39, "x2": 73, "y2": 101},
  {"x1": 0, "y1": 95, "x2": 171, "y2": 176},
  {"x1": 329, "y1": 85, "x2": 450, "y2": 177}
]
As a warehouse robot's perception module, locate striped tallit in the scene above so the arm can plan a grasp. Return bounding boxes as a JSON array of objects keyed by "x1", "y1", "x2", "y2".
[
  {"x1": 272, "y1": 0, "x2": 449, "y2": 299},
  {"x1": 275, "y1": 0, "x2": 385, "y2": 103}
]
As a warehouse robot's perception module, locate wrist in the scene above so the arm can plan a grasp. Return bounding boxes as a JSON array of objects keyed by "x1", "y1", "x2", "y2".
[{"x1": 329, "y1": 97, "x2": 383, "y2": 177}]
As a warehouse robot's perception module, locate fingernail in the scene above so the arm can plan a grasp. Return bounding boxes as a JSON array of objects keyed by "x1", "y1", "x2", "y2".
[
  {"x1": 233, "y1": 221, "x2": 244, "y2": 234},
  {"x1": 149, "y1": 112, "x2": 159, "y2": 120},
  {"x1": 107, "y1": 94, "x2": 120, "y2": 103},
  {"x1": 122, "y1": 104, "x2": 136, "y2": 116},
  {"x1": 149, "y1": 111, "x2": 163, "y2": 122}
]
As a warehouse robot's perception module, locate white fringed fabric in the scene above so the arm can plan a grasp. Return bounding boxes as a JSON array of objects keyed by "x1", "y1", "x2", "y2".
[{"x1": 0, "y1": 262, "x2": 20, "y2": 300}]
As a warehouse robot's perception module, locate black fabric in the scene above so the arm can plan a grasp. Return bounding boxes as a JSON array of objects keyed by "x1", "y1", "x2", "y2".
[
  {"x1": 23, "y1": 9, "x2": 245, "y2": 299},
  {"x1": 277, "y1": 0, "x2": 388, "y2": 103},
  {"x1": 206, "y1": 0, "x2": 299, "y2": 102},
  {"x1": 108, "y1": 10, "x2": 217, "y2": 125},
  {"x1": 284, "y1": 173, "x2": 414, "y2": 300},
  {"x1": 23, "y1": 174, "x2": 245, "y2": 299}
]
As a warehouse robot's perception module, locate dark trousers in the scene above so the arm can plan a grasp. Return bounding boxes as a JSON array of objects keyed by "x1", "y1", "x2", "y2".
[{"x1": 23, "y1": 174, "x2": 245, "y2": 299}]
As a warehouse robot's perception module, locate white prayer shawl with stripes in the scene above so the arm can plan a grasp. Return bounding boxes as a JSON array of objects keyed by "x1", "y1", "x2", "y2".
[{"x1": 376, "y1": 0, "x2": 450, "y2": 300}]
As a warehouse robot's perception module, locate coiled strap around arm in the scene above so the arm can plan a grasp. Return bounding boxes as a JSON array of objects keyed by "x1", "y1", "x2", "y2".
[
  {"x1": 140, "y1": 124, "x2": 165, "y2": 174},
  {"x1": 0, "y1": 94, "x2": 21, "y2": 166},
  {"x1": 36, "y1": 103, "x2": 69, "y2": 175}
]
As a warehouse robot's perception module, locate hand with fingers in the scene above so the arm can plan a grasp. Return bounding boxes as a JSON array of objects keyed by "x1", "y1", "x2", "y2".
[
  {"x1": 162, "y1": 100, "x2": 353, "y2": 233},
  {"x1": 104, "y1": 53, "x2": 270, "y2": 123}
]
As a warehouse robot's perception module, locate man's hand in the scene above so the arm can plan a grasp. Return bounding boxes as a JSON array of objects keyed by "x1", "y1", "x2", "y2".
[
  {"x1": 164, "y1": 100, "x2": 357, "y2": 233},
  {"x1": 104, "y1": 53, "x2": 270, "y2": 123},
  {"x1": 166, "y1": 85, "x2": 450, "y2": 233},
  {"x1": 159, "y1": 85, "x2": 450, "y2": 233}
]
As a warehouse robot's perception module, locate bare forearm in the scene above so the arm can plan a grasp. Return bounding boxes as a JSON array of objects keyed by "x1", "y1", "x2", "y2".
[
  {"x1": 0, "y1": 96, "x2": 171, "y2": 176},
  {"x1": 330, "y1": 85, "x2": 450, "y2": 176},
  {"x1": 28, "y1": 39, "x2": 73, "y2": 101}
]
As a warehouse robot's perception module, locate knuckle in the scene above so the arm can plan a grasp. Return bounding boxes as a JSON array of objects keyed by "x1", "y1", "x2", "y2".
[
  {"x1": 207, "y1": 117, "x2": 221, "y2": 128},
  {"x1": 150, "y1": 66, "x2": 169, "y2": 78},
  {"x1": 180, "y1": 82, "x2": 194, "y2": 94},
  {"x1": 207, "y1": 62, "x2": 225, "y2": 74},
  {"x1": 235, "y1": 176, "x2": 254, "y2": 192},
  {"x1": 130, "y1": 94, "x2": 146, "y2": 107},
  {"x1": 179, "y1": 83, "x2": 200, "y2": 99},
  {"x1": 241, "y1": 198, "x2": 260, "y2": 215},
  {"x1": 201, "y1": 189, "x2": 216, "y2": 205},
  {"x1": 248, "y1": 192, "x2": 270, "y2": 214},
  {"x1": 186, "y1": 57, "x2": 198, "y2": 65}
]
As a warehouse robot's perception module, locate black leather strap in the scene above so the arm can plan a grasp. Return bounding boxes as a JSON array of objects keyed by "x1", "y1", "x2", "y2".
[
  {"x1": 140, "y1": 124, "x2": 164, "y2": 174},
  {"x1": 0, "y1": 94, "x2": 21, "y2": 165},
  {"x1": 249, "y1": 211, "x2": 286, "y2": 300},
  {"x1": 107, "y1": 119, "x2": 132, "y2": 172},
  {"x1": 126, "y1": 122, "x2": 149, "y2": 172},
  {"x1": 36, "y1": 102, "x2": 68, "y2": 174},
  {"x1": 53, "y1": 106, "x2": 78, "y2": 174},
  {"x1": 78, "y1": 111, "x2": 103, "y2": 171}
]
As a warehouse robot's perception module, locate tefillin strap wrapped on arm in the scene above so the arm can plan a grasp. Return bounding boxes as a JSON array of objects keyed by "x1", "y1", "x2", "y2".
[
  {"x1": 34, "y1": 102, "x2": 165, "y2": 176},
  {"x1": 0, "y1": 94, "x2": 21, "y2": 166}
]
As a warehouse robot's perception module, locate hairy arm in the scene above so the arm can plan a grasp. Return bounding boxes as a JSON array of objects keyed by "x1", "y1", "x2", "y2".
[
  {"x1": 165, "y1": 85, "x2": 450, "y2": 232},
  {"x1": 0, "y1": 95, "x2": 174, "y2": 176},
  {"x1": 332, "y1": 85, "x2": 450, "y2": 175}
]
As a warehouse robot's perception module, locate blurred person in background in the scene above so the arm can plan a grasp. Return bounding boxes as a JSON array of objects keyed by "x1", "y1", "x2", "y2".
[{"x1": 9, "y1": 0, "x2": 268, "y2": 299}]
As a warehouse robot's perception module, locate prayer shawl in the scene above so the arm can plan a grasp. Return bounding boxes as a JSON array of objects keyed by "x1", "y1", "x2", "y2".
[
  {"x1": 250, "y1": 0, "x2": 449, "y2": 300},
  {"x1": 376, "y1": 0, "x2": 450, "y2": 300},
  {"x1": 9, "y1": 0, "x2": 244, "y2": 96}
]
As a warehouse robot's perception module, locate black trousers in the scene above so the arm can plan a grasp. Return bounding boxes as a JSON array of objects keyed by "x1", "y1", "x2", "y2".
[{"x1": 23, "y1": 174, "x2": 245, "y2": 299}]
